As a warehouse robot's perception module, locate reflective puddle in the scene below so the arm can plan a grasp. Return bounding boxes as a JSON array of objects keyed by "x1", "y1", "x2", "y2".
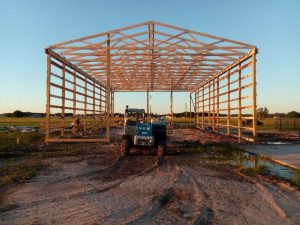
[{"x1": 184, "y1": 145, "x2": 300, "y2": 187}]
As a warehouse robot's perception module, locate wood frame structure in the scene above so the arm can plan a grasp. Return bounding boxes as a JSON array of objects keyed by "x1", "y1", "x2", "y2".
[
  {"x1": 45, "y1": 21, "x2": 258, "y2": 142},
  {"x1": 192, "y1": 49, "x2": 257, "y2": 141}
]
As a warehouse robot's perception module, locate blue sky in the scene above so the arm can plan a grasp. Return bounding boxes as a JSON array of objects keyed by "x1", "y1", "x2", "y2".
[{"x1": 0, "y1": 0, "x2": 299, "y2": 114}]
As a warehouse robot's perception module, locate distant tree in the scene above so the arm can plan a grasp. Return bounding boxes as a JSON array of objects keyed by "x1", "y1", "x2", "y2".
[
  {"x1": 12, "y1": 110, "x2": 24, "y2": 118},
  {"x1": 257, "y1": 107, "x2": 269, "y2": 119},
  {"x1": 286, "y1": 111, "x2": 300, "y2": 118},
  {"x1": 273, "y1": 113, "x2": 286, "y2": 118}
]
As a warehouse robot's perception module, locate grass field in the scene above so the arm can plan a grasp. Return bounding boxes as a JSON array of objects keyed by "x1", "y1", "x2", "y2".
[
  {"x1": 0, "y1": 129, "x2": 94, "y2": 187},
  {"x1": 0, "y1": 117, "x2": 299, "y2": 132},
  {"x1": 173, "y1": 117, "x2": 300, "y2": 131},
  {"x1": 0, "y1": 117, "x2": 43, "y2": 126}
]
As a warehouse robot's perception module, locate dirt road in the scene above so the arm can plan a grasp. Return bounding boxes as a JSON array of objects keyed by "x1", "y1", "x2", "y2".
[{"x1": 0, "y1": 128, "x2": 299, "y2": 224}]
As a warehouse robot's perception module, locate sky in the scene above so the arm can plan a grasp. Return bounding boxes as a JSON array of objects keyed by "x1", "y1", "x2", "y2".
[{"x1": 0, "y1": 0, "x2": 299, "y2": 114}]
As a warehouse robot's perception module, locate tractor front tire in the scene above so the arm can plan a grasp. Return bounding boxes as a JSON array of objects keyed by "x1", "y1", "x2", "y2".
[
  {"x1": 121, "y1": 137, "x2": 130, "y2": 157},
  {"x1": 157, "y1": 140, "x2": 166, "y2": 157}
]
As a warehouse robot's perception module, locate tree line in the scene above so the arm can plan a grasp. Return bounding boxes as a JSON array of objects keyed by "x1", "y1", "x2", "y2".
[{"x1": 1, "y1": 109, "x2": 300, "y2": 118}]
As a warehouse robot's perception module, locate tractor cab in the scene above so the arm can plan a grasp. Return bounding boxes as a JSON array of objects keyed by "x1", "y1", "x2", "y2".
[
  {"x1": 124, "y1": 106, "x2": 146, "y2": 126},
  {"x1": 121, "y1": 106, "x2": 166, "y2": 157}
]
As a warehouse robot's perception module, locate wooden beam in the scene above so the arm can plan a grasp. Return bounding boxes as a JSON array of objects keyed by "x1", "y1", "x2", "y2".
[
  {"x1": 252, "y1": 52, "x2": 257, "y2": 141},
  {"x1": 170, "y1": 91, "x2": 173, "y2": 127},
  {"x1": 72, "y1": 70, "x2": 77, "y2": 135},
  {"x1": 227, "y1": 70, "x2": 230, "y2": 136},
  {"x1": 45, "y1": 138, "x2": 109, "y2": 143},
  {"x1": 45, "y1": 54, "x2": 51, "y2": 140},
  {"x1": 106, "y1": 34, "x2": 111, "y2": 142},
  {"x1": 238, "y1": 63, "x2": 242, "y2": 142},
  {"x1": 48, "y1": 21, "x2": 152, "y2": 48},
  {"x1": 61, "y1": 64, "x2": 66, "y2": 137},
  {"x1": 45, "y1": 48, "x2": 106, "y2": 88}
]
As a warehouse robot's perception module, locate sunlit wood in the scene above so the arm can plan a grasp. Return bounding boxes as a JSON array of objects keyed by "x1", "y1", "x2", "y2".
[{"x1": 45, "y1": 21, "x2": 258, "y2": 143}]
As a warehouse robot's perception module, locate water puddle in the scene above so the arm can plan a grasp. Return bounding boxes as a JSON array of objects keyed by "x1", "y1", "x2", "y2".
[
  {"x1": 185, "y1": 145, "x2": 300, "y2": 187},
  {"x1": 264, "y1": 142, "x2": 291, "y2": 145},
  {"x1": 0, "y1": 126, "x2": 39, "y2": 132}
]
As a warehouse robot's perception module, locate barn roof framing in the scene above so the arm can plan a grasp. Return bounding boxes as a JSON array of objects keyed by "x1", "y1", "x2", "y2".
[{"x1": 47, "y1": 21, "x2": 257, "y2": 92}]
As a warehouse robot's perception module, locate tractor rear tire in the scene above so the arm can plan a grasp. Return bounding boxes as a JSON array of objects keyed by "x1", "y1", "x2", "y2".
[
  {"x1": 157, "y1": 140, "x2": 166, "y2": 157},
  {"x1": 121, "y1": 137, "x2": 130, "y2": 157}
]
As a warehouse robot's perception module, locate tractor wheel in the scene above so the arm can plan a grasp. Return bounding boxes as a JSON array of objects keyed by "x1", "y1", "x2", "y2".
[
  {"x1": 121, "y1": 137, "x2": 130, "y2": 157},
  {"x1": 157, "y1": 140, "x2": 166, "y2": 157}
]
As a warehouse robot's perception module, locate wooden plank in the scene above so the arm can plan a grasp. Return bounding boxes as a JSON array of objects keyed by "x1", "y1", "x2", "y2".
[
  {"x1": 252, "y1": 52, "x2": 257, "y2": 141},
  {"x1": 106, "y1": 34, "x2": 111, "y2": 142},
  {"x1": 72, "y1": 71, "x2": 77, "y2": 135},
  {"x1": 152, "y1": 21, "x2": 256, "y2": 48},
  {"x1": 46, "y1": 138, "x2": 109, "y2": 143},
  {"x1": 61, "y1": 64, "x2": 66, "y2": 137},
  {"x1": 46, "y1": 48, "x2": 106, "y2": 88},
  {"x1": 84, "y1": 77, "x2": 87, "y2": 131},
  {"x1": 48, "y1": 21, "x2": 151, "y2": 48},
  {"x1": 238, "y1": 63, "x2": 242, "y2": 142},
  {"x1": 46, "y1": 54, "x2": 51, "y2": 140},
  {"x1": 227, "y1": 70, "x2": 230, "y2": 135},
  {"x1": 190, "y1": 48, "x2": 257, "y2": 92}
]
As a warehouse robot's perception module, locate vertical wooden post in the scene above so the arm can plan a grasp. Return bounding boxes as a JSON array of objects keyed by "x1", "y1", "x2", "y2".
[
  {"x1": 111, "y1": 91, "x2": 114, "y2": 117},
  {"x1": 110, "y1": 89, "x2": 112, "y2": 117},
  {"x1": 150, "y1": 93, "x2": 152, "y2": 117},
  {"x1": 170, "y1": 90, "x2": 173, "y2": 126},
  {"x1": 252, "y1": 51, "x2": 257, "y2": 141},
  {"x1": 195, "y1": 92, "x2": 198, "y2": 127},
  {"x1": 106, "y1": 34, "x2": 111, "y2": 142},
  {"x1": 217, "y1": 76, "x2": 220, "y2": 133},
  {"x1": 238, "y1": 63, "x2": 242, "y2": 142},
  {"x1": 84, "y1": 77, "x2": 87, "y2": 131},
  {"x1": 202, "y1": 88, "x2": 204, "y2": 129},
  {"x1": 72, "y1": 71, "x2": 77, "y2": 134},
  {"x1": 99, "y1": 87, "x2": 102, "y2": 119},
  {"x1": 45, "y1": 54, "x2": 51, "y2": 140},
  {"x1": 208, "y1": 82, "x2": 211, "y2": 127},
  {"x1": 93, "y1": 82, "x2": 96, "y2": 128},
  {"x1": 147, "y1": 89, "x2": 150, "y2": 120},
  {"x1": 148, "y1": 23, "x2": 155, "y2": 89},
  {"x1": 213, "y1": 80, "x2": 216, "y2": 131},
  {"x1": 61, "y1": 64, "x2": 66, "y2": 137},
  {"x1": 189, "y1": 92, "x2": 192, "y2": 126},
  {"x1": 227, "y1": 70, "x2": 231, "y2": 136}
]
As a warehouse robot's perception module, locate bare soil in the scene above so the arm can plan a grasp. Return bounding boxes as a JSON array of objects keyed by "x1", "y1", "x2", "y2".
[{"x1": 0, "y1": 128, "x2": 299, "y2": 225}]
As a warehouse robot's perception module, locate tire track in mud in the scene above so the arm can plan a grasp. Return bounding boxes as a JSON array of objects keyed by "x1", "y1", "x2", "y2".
[
  {"x1": 182, "y1": 168, "x2": 214, "y2": 225},
  {"x1": 116, "y1": 158, "x2": 183, "y2": 224},
  {"x1": 5, "y1": 157, "x2": 160, "y2": 208},
  {"x1": 182, "y1": 163, "x2": 294, "y2": 225},
  {"x1": 235, "y1": 171, "x2": 292, "y2": 224},
  {"x1": 123, "y1": 158, "x2": 215, "y2": 225},
  {"x1": 56, "y1": 158, "x2": 178, "y2": 225},
  {"x1": 1, "y1": 148, "x2": 299, "y2": 225},
  {"x1": 0, "y1": 155, "x2": 162, "y2": 225}
]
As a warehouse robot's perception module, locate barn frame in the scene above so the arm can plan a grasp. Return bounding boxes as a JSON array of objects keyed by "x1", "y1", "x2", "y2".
[{"x1": 45, "y1": 21, "x2": 258, "y2": 143}]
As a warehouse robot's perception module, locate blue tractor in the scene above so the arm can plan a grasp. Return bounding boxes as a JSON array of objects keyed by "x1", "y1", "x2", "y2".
[{"x1": 121, "y1": 106, "x2": 167, "y2": 157}]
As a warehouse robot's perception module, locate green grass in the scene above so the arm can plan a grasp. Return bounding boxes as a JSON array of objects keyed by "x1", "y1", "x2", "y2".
[
  {"x1": 259, "y1": 118, "x2": 300, "y2": 131},
  {"x1": 0, "y1": 131, "x2": 43, "y2": 153},
  {"x1": 0, "y1": 117, "x2": 43, "y2": 126},
  {"x1": 238, "y1": 164, "x2": 267, "y2": 175},
  {"x1": 0, "y1": 161, "x2": 42, "y2": 186},
  {"x1": 0, "y1": 130, "x2": 95, "y2": 187},
  {"x1": 291, "y1": 173, "x2": 300, "y2": 188}
]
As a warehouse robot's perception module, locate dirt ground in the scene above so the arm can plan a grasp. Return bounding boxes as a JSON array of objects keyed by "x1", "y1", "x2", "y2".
[{"x1": 0, "y1": 128, "x2": 300, "y2": 225}]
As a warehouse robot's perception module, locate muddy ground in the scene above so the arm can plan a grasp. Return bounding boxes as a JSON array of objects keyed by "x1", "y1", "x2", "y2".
[{"x1": 0, "y1": 128, "x2": 300, "y2": 225}]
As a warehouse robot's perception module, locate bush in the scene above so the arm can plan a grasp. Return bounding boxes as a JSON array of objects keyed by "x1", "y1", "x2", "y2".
[{"x1": 286, "y1": 111, "x2": 300, "y2": 118}]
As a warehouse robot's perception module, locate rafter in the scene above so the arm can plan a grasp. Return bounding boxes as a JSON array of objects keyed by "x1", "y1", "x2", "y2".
[{"x1": 47, "y1": 21, "x2": 256, "y2": 91}]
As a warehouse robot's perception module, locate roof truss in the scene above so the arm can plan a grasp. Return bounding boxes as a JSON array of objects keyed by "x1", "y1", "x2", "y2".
[{"x1": 47, "y1": 21, "x2": 256, "y2": 92}]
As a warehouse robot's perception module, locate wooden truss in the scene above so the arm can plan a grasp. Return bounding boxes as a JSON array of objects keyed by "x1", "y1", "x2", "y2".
[{"x1": 45, "y1": 21, "x2": 258, "y2": 142}]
